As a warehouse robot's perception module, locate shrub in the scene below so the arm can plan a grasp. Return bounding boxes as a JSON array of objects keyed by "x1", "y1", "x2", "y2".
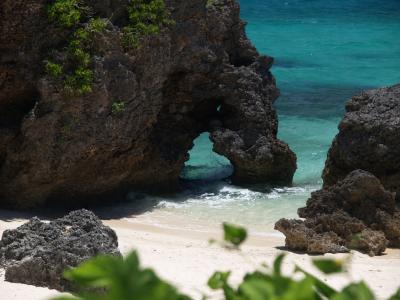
[
  {"x1": 45, "y1": 0, "x2": 171, "y2": 94},
  {"x1": 206, "y1": 0, "x2": 217, "y2": 9},
  {"x1": 45, "y1": 2, "x2": 107, "y2": 95},
  {"x1": 45, "y1": 60, "x2": 63, "y2": 77},
  {"x1": 111, "y1": 102, "x2": 126, "y2": 115},
  {"x1": 46, "y1": 0, "x2": 81, "y2": 28},
  {"x1": 65, "y1": 67, "x2": 93, "y2": 95},
  {"x1": 88, "y1": 18, "x2": 107, "y2": 33},
  {"x1": 122, "y1": 0, "x2": 174, "y2": 49}
]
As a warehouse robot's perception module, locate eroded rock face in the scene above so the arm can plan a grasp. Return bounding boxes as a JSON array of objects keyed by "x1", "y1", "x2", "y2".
[
  {"x1": 275, "y1": 170, "x2": 400, "y2": 256},
  {"x1": 0, "y1": 0, "x2": 296, "y2": 208},
  {"x1": 0, "y1": 209, "x2": 120, "y2": 291},
  {"x1": 323, "y1": 84, "x2": 400, "y2": 199}
]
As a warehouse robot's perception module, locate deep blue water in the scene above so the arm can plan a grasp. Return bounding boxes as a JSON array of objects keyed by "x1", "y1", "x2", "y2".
[{"x1": 126, "y1": 0, "x2": 400, "y2": 231}]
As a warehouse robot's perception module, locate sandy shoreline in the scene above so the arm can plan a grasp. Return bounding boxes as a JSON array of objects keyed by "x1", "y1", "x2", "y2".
[{"x1": 0, "y1": 212, "x2": 399, "y2": 300}]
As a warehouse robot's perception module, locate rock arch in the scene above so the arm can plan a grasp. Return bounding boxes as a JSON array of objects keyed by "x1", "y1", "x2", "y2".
[{"x1": 0, "y1": 0, "x2": 296, "y2": 207}]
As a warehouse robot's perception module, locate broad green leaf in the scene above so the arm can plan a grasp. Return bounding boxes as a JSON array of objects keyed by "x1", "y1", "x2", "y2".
[
  {"x1": 268, "y1": 275, "x2": 293, "y2": 295},
  {"x1": 223, "y1": 223, "x2": 247, "y2": 247},
  {"x1": 123, "y1": 251, "x2": 140, "y2": 272},
  {"x1": 239, "y1": 278, "x2": 274, "y2": 300},
  {"x1": 312, "y1": 258, "x2": 345, "y2": 274},
  {"x1": 331, "y1": 281, "x2": 375, "y2": 300},
  {"x1": 243, "y1": 271, "x2": 271, "y2": 281},
  {"x1": 282, "y1": 277, "x2": 319, "y2": 300},
  {"x1": 295, "y1": 265, "x2": 338, "y2": 298},
  {"x1": 242, "y1": 270, "x2": 292, "y2": 296},
  {"x1": 223, "y1": 284, "x2": 242, "y2": 300},
  {"x1": 208, "y1": 271, "x2": 231, "y2": 289},
  {"x1": 63, "y1": 255, "x2": 121, "y2": 287}
]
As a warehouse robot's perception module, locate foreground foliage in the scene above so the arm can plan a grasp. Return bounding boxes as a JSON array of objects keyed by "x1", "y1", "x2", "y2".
[
  {"x1": 53, "y1": 223, "x2": 400, "y2": 300},
  {"x1": 54, "y1": 253, "x2": 190, "y2": 300}
]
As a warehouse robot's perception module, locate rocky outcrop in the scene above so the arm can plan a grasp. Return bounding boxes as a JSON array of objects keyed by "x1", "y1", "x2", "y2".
[
  {"x1": 0, "y1": 0, "x2": 296, "y2": 208},
  {"x1": 323, "y1": 84, "x2": 400, "y2": 199},
  {"x1": 275, "y1": 170, "x2": 400, "y2": 256},
  {"x1": 0, "y1": 209, "x2": 120, "y2": 291}
]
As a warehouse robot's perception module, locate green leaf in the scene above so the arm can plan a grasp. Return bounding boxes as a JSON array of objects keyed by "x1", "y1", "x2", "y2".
[
  {"x1": 312, "y1": 258, "x2": 345, "y2": 274},
  {"x1": 56, "y1": 251, "x2": 192, "y2": 300},
  {"x1": 273, "y1": 253, "x2": 285, "y2": 277},
  {"x1": 223, "y1": 223, "x2": 247, "y2": 247},
  {"x1": 239, "y1": 278, "x2": 274, "y2": 300},
  {"x1": 389, "y1": 289, "x2": 400, "y2": 300},
  {"x1": 331, "y1": 281, "x2": 375, "y2": 300},
  {"x1": 282, "y1": 277, "x2": 320, "y2": 300},
  {"x1": 63, "y1": 255, "x2": 121, "y2": 287},
  {"x1": 295, "y1": 265, "x2": 338, "y2": 298},
  {"x1": 242, "y1": 271, "x2": 293, "y2": 297},
  {"x1": 208, "y1": 271, "x2": 231, "y2": 289}
]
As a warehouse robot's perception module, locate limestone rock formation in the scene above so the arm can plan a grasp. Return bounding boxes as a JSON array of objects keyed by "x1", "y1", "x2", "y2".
[
  {"x1": 0, "y1": 0, "x2": 296, "y2": 208},
  {"x1": 323, "y1": 84, "x2": 400, "y2": 199},
  {"x1": 0, "y1": 209, "x2": 120, "y2": 291},
  {"x1": 275, "y1": 170, "x2": 400, "y2": 256}
]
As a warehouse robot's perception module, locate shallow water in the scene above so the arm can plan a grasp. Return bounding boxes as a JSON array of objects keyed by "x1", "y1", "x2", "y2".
[{"x1": 123, "y1": 0, "x2": 400, "y2": 233}]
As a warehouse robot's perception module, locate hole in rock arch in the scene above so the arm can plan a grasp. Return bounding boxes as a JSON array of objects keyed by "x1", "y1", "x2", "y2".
[{"x1": 180, "y1": 132, "x2": 233, "y2": 181}]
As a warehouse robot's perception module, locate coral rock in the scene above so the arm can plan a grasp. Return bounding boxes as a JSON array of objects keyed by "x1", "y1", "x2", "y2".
[
  {"x1": 323, "y1": 84, "x2": 400, "y2": 199},
  {"x1": 275, "y1": 170, "x2": 399, "y2": 256},
  {"x1": 0, "y1": 209, "x2": 120, "y2": 291},
  {"x1": 0, "y1": 0, "x2": 296, "y2": 207}
]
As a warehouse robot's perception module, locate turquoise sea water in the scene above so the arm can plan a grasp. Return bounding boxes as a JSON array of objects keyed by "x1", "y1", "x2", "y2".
[{"x1": 124, "y1": 0, "x2": 400, "y2": 232}]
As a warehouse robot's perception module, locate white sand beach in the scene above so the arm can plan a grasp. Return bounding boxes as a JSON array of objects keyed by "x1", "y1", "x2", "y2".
[{"x1": 0, "y1": 211, "x2": 399, "y2": 300}]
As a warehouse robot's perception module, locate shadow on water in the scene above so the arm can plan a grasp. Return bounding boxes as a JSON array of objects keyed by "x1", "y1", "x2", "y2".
[
  {"x1": 95, "y1": 178, "x2": 239, "y2": 220},
  {"x1": 0, "y1": 180, "x2": 232, "y2": 223},
  {"x1": 0, "y1": 175, "x2": 279, "y2": 224},
  {"x1": 275, "y1": 82, "x2": 378, "y2": 119}
]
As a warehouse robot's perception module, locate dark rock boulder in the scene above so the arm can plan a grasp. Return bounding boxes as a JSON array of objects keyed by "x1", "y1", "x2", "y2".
[
  {"x1": 275, "y1": 170, "x2": 400, "y2": 256},
  {"x1": 0, "y1": 0, "x2": 296, "y2": 208},
  {"x1": 323, "y1": 84, "x2": 400, "y2": 199},
  {"x1": 211, "y1": 128, "x2": 297, "y2": 185},
  {"x1": 274, "y1": 218, "x2": 349, "y2": 254},
  {"x1": 0, "y1": 209, "x2": 120, "y2": 291}
]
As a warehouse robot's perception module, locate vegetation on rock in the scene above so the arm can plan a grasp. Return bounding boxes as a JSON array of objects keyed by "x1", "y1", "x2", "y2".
[
  {"x1": 111, "y1": 101, "x2": 126, "y2": 115},
  {"x1": 45, "y1": 0, "x2": 172, "y2": 94},
  {"x1": 45, "y1": 0, "x2": 107, "y2": 95},
  {"x1": 122, "y1": 0, "x2": 174, "y2": 49},
  {"x1": 46, "y1": 0, "x2": 82, "y2": 28},
  {"x1": 206, "y1": 0, "x2": 217, "y2": 9}
]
